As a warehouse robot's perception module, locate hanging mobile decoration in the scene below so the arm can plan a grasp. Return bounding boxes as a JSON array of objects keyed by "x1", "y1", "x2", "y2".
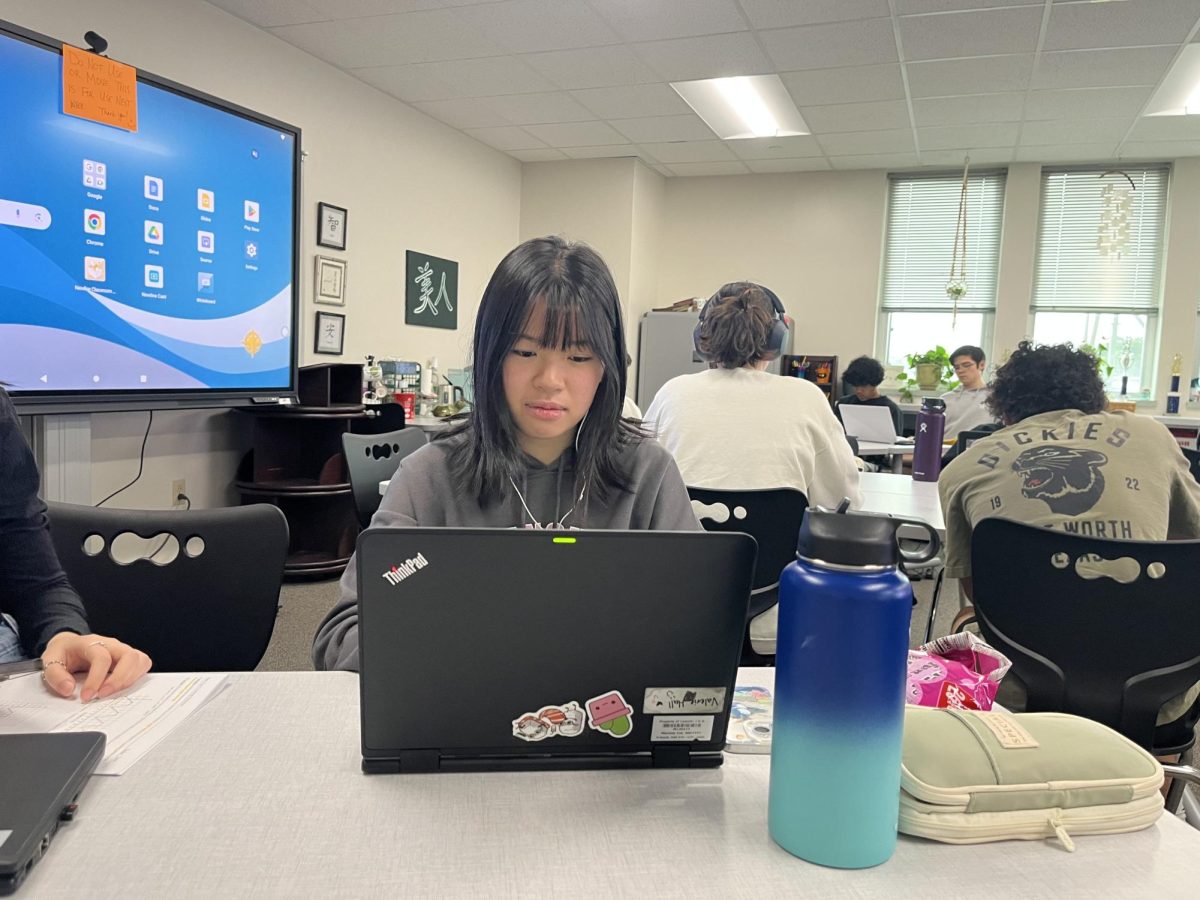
[
  {"x1": 1097, "y1": 170, "x2": 1135, "y2": 259},
  {"x1": 946, "y1": 157, "x2": 970, "y2": 326}
]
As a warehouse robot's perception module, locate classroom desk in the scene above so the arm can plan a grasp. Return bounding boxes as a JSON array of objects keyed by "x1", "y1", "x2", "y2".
[
  {"x1": 18, "y1": 671, "x2": 1198, "y2": 899},
  {"x1": 408, "y1": 413, "x2": 455, "y2": 433},
  {"x1": 858, "y1": 472, "x2": 945, "y2": 535},
  {"x1": 855, "y1": 440, "x2": 913, "y2": 473}
]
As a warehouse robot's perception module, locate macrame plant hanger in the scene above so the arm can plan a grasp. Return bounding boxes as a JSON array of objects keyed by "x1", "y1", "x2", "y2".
[{"x1": 947, "y1": 157, "x2": 970, "y2": 327}]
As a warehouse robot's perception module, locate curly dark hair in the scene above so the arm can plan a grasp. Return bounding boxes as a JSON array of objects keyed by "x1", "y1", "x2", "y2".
[
  {"x1": 986, "y1": 341, "x2": 1107, "y2": 424},
  {"x1": 697, "y1": 282, "x2": 776, "y2": 369},
  {"x1": 842, "y1": 355, "x2": 885, "y2": 387}
]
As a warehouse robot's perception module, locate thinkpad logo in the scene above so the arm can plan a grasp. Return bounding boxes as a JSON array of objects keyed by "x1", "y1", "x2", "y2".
[{"x1": 381, "y1": 553, "x2": 429, "y2": 586}]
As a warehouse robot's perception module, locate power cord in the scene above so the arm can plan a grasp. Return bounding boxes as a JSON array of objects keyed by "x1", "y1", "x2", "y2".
[
  {"x1": 147, "y1": 492, "x2": 191, "y2": 561},
  {"x1": 95, "y1": 410, "x2": 153, "y2": 507}
]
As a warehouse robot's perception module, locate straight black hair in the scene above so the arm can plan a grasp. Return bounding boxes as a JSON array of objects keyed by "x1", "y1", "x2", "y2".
[{"x1": 443, "y1": 236, "x2": 641, "y2": 507}]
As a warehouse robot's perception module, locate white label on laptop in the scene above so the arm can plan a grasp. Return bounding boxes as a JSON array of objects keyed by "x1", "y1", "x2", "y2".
[
  {"x1": 0, "y1": 829, "x2": 10, "y2": 850},
  {"x1": 643, "y1": 687, "x2": 726, "y2": 714},
  {"x1": 651, "y1": 716, "x2": 713, "y2": 742}
]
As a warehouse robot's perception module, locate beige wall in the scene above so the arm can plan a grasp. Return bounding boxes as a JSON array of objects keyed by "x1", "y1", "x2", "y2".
[{"x1": 7, "y1": 0, "x2": 521, "y2": 507}]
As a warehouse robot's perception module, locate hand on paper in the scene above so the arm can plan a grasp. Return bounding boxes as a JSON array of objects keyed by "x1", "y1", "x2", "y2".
[{"x1": 41, "y1": 631, "x2": 153, "y2": 701}]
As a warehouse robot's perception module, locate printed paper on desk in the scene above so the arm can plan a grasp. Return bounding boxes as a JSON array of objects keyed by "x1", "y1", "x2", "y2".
[{"x1": 0, "y1": 672, "x2": 227, "y2": 775}]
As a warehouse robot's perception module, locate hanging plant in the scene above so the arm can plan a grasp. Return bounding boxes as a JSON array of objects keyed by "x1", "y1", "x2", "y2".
[{"x1": 947, "y1": 158, "x2": 970, "y2": 323}]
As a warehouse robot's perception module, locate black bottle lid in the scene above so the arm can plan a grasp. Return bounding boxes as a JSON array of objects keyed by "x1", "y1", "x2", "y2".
[
  {"x1": 795, "y1": 503, "x2": 942, "y2": 567},
  {"x1": 920, "y1": 397, "x2": 946, "y2": 412}
]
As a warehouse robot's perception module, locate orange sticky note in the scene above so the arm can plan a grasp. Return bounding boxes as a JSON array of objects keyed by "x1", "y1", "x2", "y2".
[{"x1": 62, "y1": 44, "x2": 138, "y2": 132}]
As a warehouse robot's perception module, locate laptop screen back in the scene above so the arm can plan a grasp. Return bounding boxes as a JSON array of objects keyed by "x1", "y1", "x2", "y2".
[
  {"x1": 356, "y1": 528, "x2": 755, "y2": 770},
  {"x1": 839, "y1": 404, "x2": 898, "y2": 444}
]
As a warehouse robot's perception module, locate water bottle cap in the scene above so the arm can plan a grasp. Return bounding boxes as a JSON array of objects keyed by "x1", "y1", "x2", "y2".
[
  {"x1": 796, "y1": 507, "x2": 901, "y2": 567},
  {"x1": 920, "y1": 397, "x2": 946, "y2": 412}
]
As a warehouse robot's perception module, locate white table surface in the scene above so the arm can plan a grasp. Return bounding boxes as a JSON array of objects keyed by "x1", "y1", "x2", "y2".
[
  {"x1": 858, "y1": 471, "x2": 945, "y2": 536},
  {"x1": 408, "y1": 414, "x2": 454, "y2": 433},
  {"x1": 17, "y1": 671, "x2": 1198, "y2": 899}
]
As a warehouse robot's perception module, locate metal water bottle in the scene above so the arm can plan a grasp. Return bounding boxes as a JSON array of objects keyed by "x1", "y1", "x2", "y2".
[
  {"x1": 769, "y1": 505, "x2": 941, "y2": 869},
  {"x1": 911, "y1": 397, "x2": 946, "y2": 482}
]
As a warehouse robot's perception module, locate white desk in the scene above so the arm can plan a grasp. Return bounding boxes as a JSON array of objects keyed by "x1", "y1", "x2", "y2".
[
  {"x1": 855, "y1": 440, "x2": 913, "y2": 473},
  {"x1": 859, "y1": 472, "x2": 945, "y2": 535},
  {"x1": 17, "y1": 672, "x2": 1198, "y2": 899},
  {"x1": 408, "y1": 414, "x2": 455, "y2": 434}
]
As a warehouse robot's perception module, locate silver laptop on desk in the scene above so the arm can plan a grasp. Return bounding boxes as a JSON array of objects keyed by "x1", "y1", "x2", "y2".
[
  {"x1": 355, "y1": 528, "x2": 756, "y2": 773},
  {"x1": 840, "y1": 404, "x2": 901, "y2": 445}
]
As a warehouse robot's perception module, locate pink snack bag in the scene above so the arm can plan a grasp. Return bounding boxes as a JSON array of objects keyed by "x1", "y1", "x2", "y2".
[{"x1": 905, "y1": 632, "x2": 1011, "y2": 711}]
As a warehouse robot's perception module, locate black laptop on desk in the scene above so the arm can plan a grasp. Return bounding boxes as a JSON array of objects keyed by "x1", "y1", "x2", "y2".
[
  {"x1": 356, "y1": 528, "x2": 756, "y2": 773},
  {"x1": 0, "y1": 731, "x2": 105, "y2": 895}
]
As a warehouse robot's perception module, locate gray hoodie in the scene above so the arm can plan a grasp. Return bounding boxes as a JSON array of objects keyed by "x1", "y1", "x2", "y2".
[{"x1": 312, "y1": 433, "x2": 701, "y2": 671}]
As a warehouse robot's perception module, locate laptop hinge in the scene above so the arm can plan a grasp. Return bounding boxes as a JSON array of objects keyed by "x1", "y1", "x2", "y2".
[
  {"x1": 652, "y1": 745, "x2": 691, "y2": 768},
  {"x1": 399, "y1": 750, "x2": 440, "y2": 773}
]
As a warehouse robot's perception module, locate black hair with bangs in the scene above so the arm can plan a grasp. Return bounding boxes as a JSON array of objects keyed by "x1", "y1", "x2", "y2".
[{"x1": 442, "y1": 235, "x2": 641, "y2": 507}]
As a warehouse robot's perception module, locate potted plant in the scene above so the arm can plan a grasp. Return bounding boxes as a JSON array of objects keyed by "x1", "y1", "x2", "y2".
[{"x1": 896, "y1": 346, "x2": 954, "y2": 401}]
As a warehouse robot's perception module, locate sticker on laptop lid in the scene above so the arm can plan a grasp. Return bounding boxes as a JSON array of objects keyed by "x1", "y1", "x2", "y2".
[
  {"x1": 651, "y1": 715, "x2": 714, "y2": 742},
  {"x1": 585, "y1": 690, "x2": 633, "y2": 738},
  {"x1": 511, "y1": 700, "x2": 585, "y2": 742},
  {"x1": 643, "y1": 687, "x2": 726, "y2": 714}
]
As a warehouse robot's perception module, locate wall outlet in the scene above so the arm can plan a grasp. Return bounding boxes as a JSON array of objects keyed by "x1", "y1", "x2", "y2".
[{"x1": 171, "y1": 479, "x2": 187, "y2": 507}]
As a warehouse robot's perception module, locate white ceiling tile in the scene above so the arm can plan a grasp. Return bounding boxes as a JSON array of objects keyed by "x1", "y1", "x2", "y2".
[
  {"x1": 1013, "y1": 144, "x2": 1123, "y2": 163},
  {"x1": 522, "y1": 46, "x2": 661, "y2": 90},
  {"x1": 1117, "y1": 140, "x2": 1200, "y2": 159},
  {"x1": 1032, "y1": 47, "x2": 1177, "y2": 91},
  {"x1": 907, "y1": 55, "x2": 1034, "y2": 97},
  {"x1": 896, "y1": 1, "x2": 1037, "y2": 11},
  {"x1": 1023, "y1": 86, "x2": 1154, "y2": 121},
  {"x1": 739, "y1": 0, "x2": 891, "y2": 28},
  {"x1": 1126, "y1": 116, "x2": 1200, "y2": 142},
  {"x1": 569, "y1": 84, "x2": 691, "y2": 119},
  {"x1": 352, "y1": 57, "x2": 557, "y2": 103},
  {"x1": 561, "y1": 144, "x2": 642, "y2": 159},
  {"x1": 817, "y1": 129, "x2": 916, "y2": 155},
  {"x1": 801, "y1": 99, "x2": 912, "y2": 133},
  {"x1": 522, "y1": 121, "x2": 629, "y2": 146},
  {"x1": 666, "y1": 161, "x2": 752, "y2": 176},
  {"x1": 637, "y1": 141, "x2": 738, "y2": 163},
  {"x1": 920, "y1": 148, "x2": 1013, "y2": 165},
  {"x1": 410, "y1": 97, "x2": 514, "y2": 128},
  {"x1": 918, "y1": 123, "x2": 1019, "y2": 150},
  {"x1": 744, "y1": 157, "x2": 834, "y2": 173},
  {"x1": 209, "y1": 0, "x2": 443, "y2": 28},
  {"x1": 269, "y1": 11, "x2": 504, "y2": 67},
  {"x1": 781, "y1": 64, "x2": 906, "y2": 105},
  {"x1": 510, "y1": 148, "x2": 571, "y2": 162},
  {"x1": 589, "y1": 0, "x2": 748, "y2": 41},
  {"x1": 727, "y1": 136, "x2": 825, "y2": 160},
  {"x1": 462, "y1": 126, "x2": 547, "y2": 151},
  {"x1": 913, "y1": 93, "x2": 1024, "y2": 127},
  {"x1": 1044, "y1": 0, "x2": 1200, "y2": 52},
  {"x1": 610, "y1": 114, "x2": 717, "y2": 143},
  {"x1": 899, "y1": 7, "x2": 1044, "y2": 61},
  {"x1": 1019, "y1": 118, "x2": 1134, "y2": 146},
  {"x1": 829, "y1": 152, "x2": 921, "y2": 169},
  {"x1": 460, "y1": 0, "x2": 621, "y2": 54},
  {"x1": 631, "y1": 32, "x2": 774, "y2": 82},
  {"x1": 477, "y1": 92, "x2": 597, "y2": 125},
  {"x1": 759, "y1": 19, "x2": 899, "y2": 71}
]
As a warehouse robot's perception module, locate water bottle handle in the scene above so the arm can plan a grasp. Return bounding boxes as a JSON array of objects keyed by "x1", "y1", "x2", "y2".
[{"x1": 888, "y1": 515, "x2": 942, "y2": 564}]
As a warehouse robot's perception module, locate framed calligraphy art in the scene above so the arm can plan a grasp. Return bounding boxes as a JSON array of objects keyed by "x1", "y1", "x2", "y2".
[
  {"x1": 314, "y1": 256, "x2": 346, "y2": 306},
  {"x1": 317, "y1": 202, "x2": 347, "y2": 250},
  {"x1": 314, "y1": 310, "x2": 345, "y2": 355},
  {"x1": 405, "y1": 250, "x2": 458, "y2": 330}
]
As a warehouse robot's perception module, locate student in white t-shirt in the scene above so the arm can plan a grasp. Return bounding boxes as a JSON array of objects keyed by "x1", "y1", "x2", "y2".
[
  {"x1": 644, "y1": 282, "x2": 862, "y2": 509},
  {"x1": 941, "y1": 345, "x2": 998, "y2": 439}
]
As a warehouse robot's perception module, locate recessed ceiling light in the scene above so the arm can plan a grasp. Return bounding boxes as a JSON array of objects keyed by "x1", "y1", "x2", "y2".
[
  {"x1": 671, "y1": 75, "x2": 809, "y2": 140},
  {"x1": 1144, "y1": 44, "x2": 1200, "y2": 116}
]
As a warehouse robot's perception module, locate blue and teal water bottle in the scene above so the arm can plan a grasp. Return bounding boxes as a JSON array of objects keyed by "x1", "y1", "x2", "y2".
[{"x1": 768, "y1": 504, "x2": 940, "y2": 868}]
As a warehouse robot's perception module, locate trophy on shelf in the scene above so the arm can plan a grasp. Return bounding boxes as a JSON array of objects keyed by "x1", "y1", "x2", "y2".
[{"x1": 1118, "y1": 339, "x2": 1133, "y2": 399}]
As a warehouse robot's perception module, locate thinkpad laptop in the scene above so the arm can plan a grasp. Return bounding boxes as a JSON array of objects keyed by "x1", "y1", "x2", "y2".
[
  {"x1": 356, "y1": 528, "x2": 756, "y2": 773},
  {"x1": 839, "y1": 404, "x2": 902, "y2": 445},
  {"x1": 0, "y1": 731, "x2": 105, "y2": 895}
]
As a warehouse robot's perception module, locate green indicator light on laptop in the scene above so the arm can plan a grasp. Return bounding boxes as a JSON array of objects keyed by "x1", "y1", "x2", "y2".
[{"x1": 552, "y1": 536, "x2": 576, "y2": 544}]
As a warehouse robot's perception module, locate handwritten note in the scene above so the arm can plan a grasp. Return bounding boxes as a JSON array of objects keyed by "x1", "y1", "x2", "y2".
[{"x1": 62, "y1": 44, "x2": 138, "y2": 132}]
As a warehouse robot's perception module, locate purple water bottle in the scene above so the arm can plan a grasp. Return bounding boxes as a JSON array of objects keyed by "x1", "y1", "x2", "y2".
[{"x1": 911, "y1": 397, "x2": 945, "y2": 482}]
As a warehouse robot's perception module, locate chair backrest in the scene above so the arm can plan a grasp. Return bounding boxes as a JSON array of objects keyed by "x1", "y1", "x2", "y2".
[
  {"x1": 686, "y1": 487, "x2": 807, "y2": 619},
  {"x1": 1183, "y1": 447, "x2": 1200, "y2": 485},
  {"x1": 342, "y1": 428, "x2": 428, "y2": 527},
  {"x1": 46, "y1": 502, "x2": 289, "y2": 672},
  {"x1": 971, "y1": 518, "x2": 1200, "y2": 752}
]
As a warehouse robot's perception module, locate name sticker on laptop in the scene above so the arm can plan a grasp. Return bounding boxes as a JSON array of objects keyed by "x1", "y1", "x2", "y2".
[
  {"x1": 643, "y1": 687, "x2": 726, "y2": 715},
  {"x1": 651, "y1": 716, "x2": 713, "y2": 742}
]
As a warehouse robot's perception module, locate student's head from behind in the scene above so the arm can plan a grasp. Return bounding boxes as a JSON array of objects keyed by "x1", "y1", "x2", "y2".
[
  {"x1": 695, "y1": 282, "x2": 787, "y2": 370},
  {"x1": 842, "y1": 355, "x2": 885, "y2": 401},
  {"x1": 987, "y1": 341, "x2": 1106, "y2": 426},
  {"x1": 462, "y1": 235, "x2": 635, "y2": 501},
  {"x1": 950, "y1": 345, "x2": 987, "y2": 390}
]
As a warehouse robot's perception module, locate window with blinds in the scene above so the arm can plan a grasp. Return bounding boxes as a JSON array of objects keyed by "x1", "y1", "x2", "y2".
[
  {"x1": 880, "y1": 172, "x2": 1007, "y2": 314},
  {"x1": 1032, "y1": 167, "x2": 1168, "y2": 313}
]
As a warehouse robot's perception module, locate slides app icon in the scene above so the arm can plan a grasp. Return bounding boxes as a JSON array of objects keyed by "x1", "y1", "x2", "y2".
[{"x1": 84, "y1": 209, "x2": 105, "y2": 235}]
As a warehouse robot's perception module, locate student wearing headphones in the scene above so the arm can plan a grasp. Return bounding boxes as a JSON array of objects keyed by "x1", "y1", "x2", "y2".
[
  {"x1": 313, "y1": 236, "x2": 700, "y2": 672},
  {"x1": 643, "y1": 282, "x2": 863, "y2": 509}
]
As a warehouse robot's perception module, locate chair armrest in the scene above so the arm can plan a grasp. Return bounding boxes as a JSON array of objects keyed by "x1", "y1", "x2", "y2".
[{"x1": 1161, "y1": 763, "x2": 1200, "y2": 818}]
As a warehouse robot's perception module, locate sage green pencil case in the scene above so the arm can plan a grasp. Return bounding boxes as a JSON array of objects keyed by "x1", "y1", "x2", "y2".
[{"x1": 899, "y1": 707, "x2": 1164, "y2": 851}]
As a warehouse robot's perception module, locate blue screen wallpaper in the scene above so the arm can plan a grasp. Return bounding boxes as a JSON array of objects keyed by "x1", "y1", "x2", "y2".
[{"x1": 0, "y1": 33, "x2": 297, "y2": 393}]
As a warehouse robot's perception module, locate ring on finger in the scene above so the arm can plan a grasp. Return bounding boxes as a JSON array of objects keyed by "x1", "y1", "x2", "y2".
[{"x1": 88, "y1": 640, "x2": 108, "y2": 649}]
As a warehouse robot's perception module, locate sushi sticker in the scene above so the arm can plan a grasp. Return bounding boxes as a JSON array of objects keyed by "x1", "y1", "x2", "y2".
[{"x1": 511, "y1": 701, "x2": 585, "y2": 742}]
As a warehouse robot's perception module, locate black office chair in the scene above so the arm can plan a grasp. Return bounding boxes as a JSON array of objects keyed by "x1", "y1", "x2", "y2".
[
  {"x1": 941, "y1": 424, "x2": 1003, "y2": 467},
  {"x1": 47, "y1": 502, "x2": 288, "y2": 671},
  {"x1": 342, "y1": 428, "x2": 428, "y2": 527},
  {"x1": 687, "y1": 487, "x2": 808, "y2": 664},
  {"x1": 1183, "y1": 447, "x2": 1200, "y2": 484},
  {"x1": 970, "y1": 518, "x2": 1200, "y2": 818}
]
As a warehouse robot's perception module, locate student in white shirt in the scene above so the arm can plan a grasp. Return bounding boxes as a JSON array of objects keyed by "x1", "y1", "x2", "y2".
[
  {"x1": 941, "y1": 345, "x2": 998, "y2": 439},
  {"x1": 644, "y1": 282, "x2": 862, "y2": 509}
]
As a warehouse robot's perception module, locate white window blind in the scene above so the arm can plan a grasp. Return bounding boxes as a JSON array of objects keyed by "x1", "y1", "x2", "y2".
[
  {"x1": 1032, "y1": 167, "x2": 1168, "y2": 313},
  {"x1": 880, "y1": 173, "x2": 1006, "y2": 313}
]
